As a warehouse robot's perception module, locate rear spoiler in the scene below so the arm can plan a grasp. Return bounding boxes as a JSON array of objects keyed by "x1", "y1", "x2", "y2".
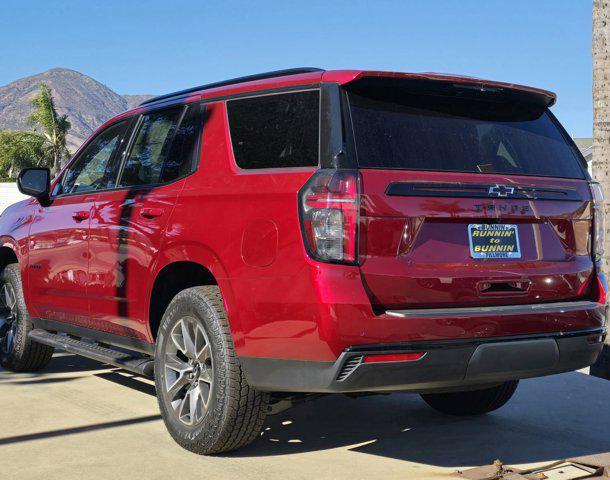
[{"x1": 324, "y1": 70, "x2": 556, "y2": 107}]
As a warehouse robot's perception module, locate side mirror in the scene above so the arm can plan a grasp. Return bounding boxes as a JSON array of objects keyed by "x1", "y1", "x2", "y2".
[{"x1": 17, "y1": 168, "x2": 51, "y2": 201}]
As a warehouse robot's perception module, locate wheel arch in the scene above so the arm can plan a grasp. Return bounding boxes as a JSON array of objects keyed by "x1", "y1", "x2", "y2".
[
  {"x1": 148, "y1": 243, "x2": 237, "y2": 343},
  {"x1": 0, "y1": 244, "x2": 19, "y2": 270}
]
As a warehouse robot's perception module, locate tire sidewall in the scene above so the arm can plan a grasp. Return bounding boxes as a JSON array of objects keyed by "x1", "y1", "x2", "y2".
[
  {"x1": 154, "y1": 289, "x2": 230, "y2": 450},
  {"x1": 0, "y1": 265, "x2": 32, "y2": 368}
]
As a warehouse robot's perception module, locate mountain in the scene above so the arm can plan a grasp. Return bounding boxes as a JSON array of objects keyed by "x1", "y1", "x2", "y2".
[
  {"x1": 0, "y1": 68, "x2": 154, "y2": 151},
  {"x1": 122, "y1": 94, "x2": 155, "y2": 110}
]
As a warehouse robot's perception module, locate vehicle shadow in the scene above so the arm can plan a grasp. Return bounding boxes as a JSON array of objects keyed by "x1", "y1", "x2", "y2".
[
  {"x1": 0, "y1": 353, "x2": 109, "y2": 383},
  {"x1": 229, "y1": 371, "x2": 610, "y2": 468}
]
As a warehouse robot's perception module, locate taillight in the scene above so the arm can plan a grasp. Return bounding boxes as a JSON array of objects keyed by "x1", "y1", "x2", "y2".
[
  {"x1": 298, "y1": 169, "x2": 360, "y2": 264},
  {"x1": 590, "y1": 182, "x2": 605, "y2": 262}
]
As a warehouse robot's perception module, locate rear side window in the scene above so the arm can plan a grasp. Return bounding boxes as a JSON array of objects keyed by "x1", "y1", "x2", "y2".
[
  {"x1": 163, "y1": 104, "x2": 202, "y2": 182},
  {"x1": 348, "y1": 89, "x2": 585, "y2": 179},
  {"x1": 119, "y1": 104, "x2": 201, "y2": 188},
  {"x1": 227, "y1": 90, "x2": 320, "y2": 169}
]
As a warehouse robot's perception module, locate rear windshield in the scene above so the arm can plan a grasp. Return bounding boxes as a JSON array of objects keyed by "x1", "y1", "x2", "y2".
[{"x1": 347, "y1": 87, "x2": 585, "y2": 179}]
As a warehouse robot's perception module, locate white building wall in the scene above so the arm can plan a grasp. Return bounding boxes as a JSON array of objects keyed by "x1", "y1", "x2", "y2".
[{"x1": 0, "y1": 183, "x2": 28, "y2": 214}]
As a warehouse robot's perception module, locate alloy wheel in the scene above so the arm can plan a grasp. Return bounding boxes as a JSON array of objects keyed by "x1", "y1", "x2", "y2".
[
  {"x1": 163, "y1": 316, "x2": 213, "y2": 426},
  {"x1": 0, "y1": 282, "x2": 17, "y2": 355}
]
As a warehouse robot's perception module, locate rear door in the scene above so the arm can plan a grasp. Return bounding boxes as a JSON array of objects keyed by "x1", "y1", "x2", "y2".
[
  {"x1": 88, "y1": 103, "x2": 202, "y2": 340},
  {"x1": 346, "y1": 81, "x2": 593, "y2": 310}
]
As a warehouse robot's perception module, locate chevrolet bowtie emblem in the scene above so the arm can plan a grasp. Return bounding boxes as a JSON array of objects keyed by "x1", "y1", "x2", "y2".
[{"x1": 488, "y1": 184, "x2": 515, "y2": 197}]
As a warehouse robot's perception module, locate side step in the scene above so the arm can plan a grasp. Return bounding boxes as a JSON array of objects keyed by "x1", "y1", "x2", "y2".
[{"x1": 29, "y1": 329, "x2": 155, "y2": 378}]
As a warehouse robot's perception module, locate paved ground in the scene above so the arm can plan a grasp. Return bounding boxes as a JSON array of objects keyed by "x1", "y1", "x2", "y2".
[{"x1": 1, "y1": 354, "x2": 609, "y2": 479}]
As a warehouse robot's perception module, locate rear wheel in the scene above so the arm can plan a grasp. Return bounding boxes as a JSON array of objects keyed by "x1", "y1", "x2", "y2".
[
  {"x1": 0, "y1": 264, "x2": 54, "y2": 372},
  {"x1": 154, "y1": 286, "x2": 269, "y2": 454},
  {"x1": 421, "y1": 380, "x2": 518, "y2": 416}
]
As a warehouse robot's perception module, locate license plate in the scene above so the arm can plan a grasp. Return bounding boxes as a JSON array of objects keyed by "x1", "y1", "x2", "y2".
[{"x1": 468, "y1": 224, "x2": 521, "y2": 259}]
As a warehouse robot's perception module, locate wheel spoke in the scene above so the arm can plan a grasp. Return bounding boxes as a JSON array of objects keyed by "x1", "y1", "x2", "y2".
[
  {"x1": 164, "y1": 353, "x2": 192, "y2": 398},
  {"x1": 199, "y1": 364, "x2": 212, "y2": 384},
  {"x1": 164, "y1": 353, "x2": 190, "y2": 374},
  {"x1": 166, "y1": 372, "x2": 190, "y2": 400},
  {"x1": 177, "y1": 389, "x2": 193, "y2": 425},
  {"x1": 170, "y1": 319, "x2": 187, "y2": 355},
  {"x1": 3, "y1": 328, "x2": 13, "y2": 354},
  {"x1": 1, "y1": 285, "x2": 15, "y2": 312},
  {"x1": 196, "y1": 343, "x2": 210, "y2": 363},
  {"x1": 6, "y1": 286, "x2": 15, "y2": 311},
  {"x1": 190, "y1": 385, "x2": 202, "y2": 423},
  {"x1": 0, "y1": 285, "x2": 8, "y2": 310},
  {"x1": 180, "y1": 319, "x2": 197, "y2": 358},
  {"x1": 199, "y1": 381, "x2": 211, "y2": 409}
]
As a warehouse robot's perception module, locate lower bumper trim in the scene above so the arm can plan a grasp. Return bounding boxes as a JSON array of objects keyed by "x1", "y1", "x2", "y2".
[{"x1": 240, "y1": 328, "x2": 605, "y2": 393}]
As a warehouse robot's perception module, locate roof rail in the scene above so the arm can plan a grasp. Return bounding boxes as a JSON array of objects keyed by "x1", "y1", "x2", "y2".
[{"x1": 139, "y1": 67, "x2": 324, "y2": 106}]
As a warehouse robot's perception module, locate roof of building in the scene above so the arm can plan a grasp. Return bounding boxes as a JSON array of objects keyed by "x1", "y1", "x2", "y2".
[{"x1": 574, "y1": 138, "x2": 592, "y2": 162}]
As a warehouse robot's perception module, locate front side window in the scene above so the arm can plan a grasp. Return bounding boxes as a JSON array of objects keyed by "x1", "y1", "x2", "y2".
[
  {"x1": 227, "y1": 90, "x2": 320, "y2": 169},
  {"x1": 62, "y1": 120, "x2": 129, "y2": 194}
]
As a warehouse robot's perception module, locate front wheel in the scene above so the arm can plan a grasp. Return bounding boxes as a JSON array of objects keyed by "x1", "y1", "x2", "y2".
[
  {"x1": 421, "y1": 380, "x2": 519, "y2": 416},
  {"x1": 0, "y1": 264, "x2": 54, "y2": 372},
  {"x1": 154, "y1": 286, "x2": 269, "y2": 454}
]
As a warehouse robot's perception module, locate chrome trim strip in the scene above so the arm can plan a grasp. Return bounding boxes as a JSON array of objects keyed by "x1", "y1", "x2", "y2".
[{"x1": 386, "y1": 300, "x2": 601, "y2": 318}]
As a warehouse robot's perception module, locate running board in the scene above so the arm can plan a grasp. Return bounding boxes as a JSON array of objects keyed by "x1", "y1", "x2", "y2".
[{"x1": 28, "y1": 329, "x2": 155, "y2": 378}]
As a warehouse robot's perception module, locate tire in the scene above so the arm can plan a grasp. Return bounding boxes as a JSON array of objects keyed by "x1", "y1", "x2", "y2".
[
  {"x1": 421, "y1": 380, "x2": 519, "y2": 416},
  {"x1": 0, "y1": 264, "x2": 54, "y2": 372},
  {"x1": 154, "y1": 286, "x2": 269, "y2": 454}
]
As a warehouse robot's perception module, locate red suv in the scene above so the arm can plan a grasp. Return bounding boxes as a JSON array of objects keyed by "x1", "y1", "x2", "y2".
[{"x1": 1, "y1": 68, "x2": 606, "y2": 454}]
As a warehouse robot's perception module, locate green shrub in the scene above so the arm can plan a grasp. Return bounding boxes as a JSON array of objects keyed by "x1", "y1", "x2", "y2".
[{"x1": 0, "y1": 130, "x2": 48, "y2": 178}]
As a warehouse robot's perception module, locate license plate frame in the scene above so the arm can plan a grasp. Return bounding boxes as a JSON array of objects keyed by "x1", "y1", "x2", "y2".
[{"x1": 468, "y1": 224, "x2": 521, "y2": 259}]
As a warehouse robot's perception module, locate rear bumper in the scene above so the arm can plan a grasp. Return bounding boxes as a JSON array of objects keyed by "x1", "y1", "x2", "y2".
[{"x1": 240, "y1": 327, "x2": 606, "y2": 393}]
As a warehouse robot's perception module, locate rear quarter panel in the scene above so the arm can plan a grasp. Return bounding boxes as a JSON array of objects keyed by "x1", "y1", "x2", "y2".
[{"x1": 158, "y1": 100, "x2": 320, "y2": 355}]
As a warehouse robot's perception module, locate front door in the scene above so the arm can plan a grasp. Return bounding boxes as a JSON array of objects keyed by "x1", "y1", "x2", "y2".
[{"x1": 28, "y1": 119, "x2": 131, "y2": 326}]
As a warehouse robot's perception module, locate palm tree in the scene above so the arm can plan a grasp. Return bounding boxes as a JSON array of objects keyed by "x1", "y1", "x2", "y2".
[
  {"x1": 28, "y1": 84, "x2": 71, "y2": 173},
  {"x1": 591, "y1": 0, "x2": 610, "y2": 378}
]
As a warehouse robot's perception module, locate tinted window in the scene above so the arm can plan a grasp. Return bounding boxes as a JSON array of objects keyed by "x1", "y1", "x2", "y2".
[
  {"x1": 162, "y1": 104, "x2": 202, "y2": 182},
  {"x1": 119, "y1": 107, "x2": 184, "y2": 187},
  {"x1": 227, "y1": 90, "x2": 319, "y2": 169},
  {"x1": 348, "y1": 90, "x2": 584, "y2": 179},
  {"x1": 62, "y1": 120, "x2": 129, "y2": 194}
]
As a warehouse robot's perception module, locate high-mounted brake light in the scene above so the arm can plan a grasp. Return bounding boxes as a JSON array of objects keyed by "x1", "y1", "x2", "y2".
[
  {"x1": 298, "y1": 170, "x2": 360, "y2": 264},
  {"x1": 590, "y1": 182, "x2": 605, "y2": 262}
]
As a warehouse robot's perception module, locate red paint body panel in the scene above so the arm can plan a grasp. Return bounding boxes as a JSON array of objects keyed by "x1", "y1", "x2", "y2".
[
  {"x1": 87, "y1": 181, "x2": 184, "y2": 340},
  {"x1": 358, "y1": 170, "x2": 594, "y2": 309},
  {"x1": 28, "y1": 194, "x2": 94, "y2": 322},
  {"x1": 0, "y1": 69, "x2": 604, "y2": 368}
]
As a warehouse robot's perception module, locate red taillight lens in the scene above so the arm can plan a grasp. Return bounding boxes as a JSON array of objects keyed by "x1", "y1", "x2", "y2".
[
  {"x1": 299, "y1": 170, "x2": 360, "y2": 264},
  {"x1": 597, "y1": 276, "x2": 607, "y2": 305},
  {"x1": 363, "y1": 352, "x2": 426, "y2": 363}
]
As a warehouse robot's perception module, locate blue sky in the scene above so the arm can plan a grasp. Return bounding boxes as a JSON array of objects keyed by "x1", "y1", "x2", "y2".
[{"x1": 0, "y1": 0, "x2": 592, "y2": 137}]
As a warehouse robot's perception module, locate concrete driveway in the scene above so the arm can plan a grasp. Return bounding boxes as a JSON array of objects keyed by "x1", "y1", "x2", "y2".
[{"x1": 1, "y1": 353, "x2": 609, "y2": 480}]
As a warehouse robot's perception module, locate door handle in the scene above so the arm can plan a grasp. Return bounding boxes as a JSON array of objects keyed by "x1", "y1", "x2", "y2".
[
  {"x1": 140, "y1": 207, "x2": 164, "y2": 219},
  {"x1": 72, "y1": 211, "x2": 90, "y2": 221}
]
